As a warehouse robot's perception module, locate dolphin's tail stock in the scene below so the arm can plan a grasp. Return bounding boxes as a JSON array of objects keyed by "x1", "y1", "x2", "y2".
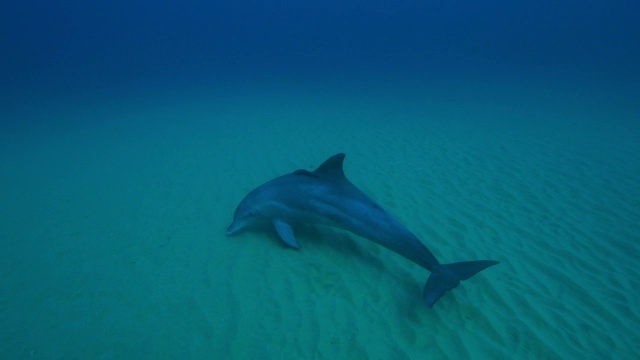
[{"x1": 423, "y1": 260, "x2": 499, "y2": 307}]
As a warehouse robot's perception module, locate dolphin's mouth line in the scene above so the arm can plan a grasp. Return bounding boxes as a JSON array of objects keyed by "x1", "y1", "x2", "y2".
[{"x1": 226, "y1": 221, "x2": 245, "y2": 236}]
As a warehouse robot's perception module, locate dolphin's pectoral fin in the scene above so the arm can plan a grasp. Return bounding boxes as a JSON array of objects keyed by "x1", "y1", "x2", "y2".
[{"x1": 273, "y1": 219, "x2": 300, "y2": 249}]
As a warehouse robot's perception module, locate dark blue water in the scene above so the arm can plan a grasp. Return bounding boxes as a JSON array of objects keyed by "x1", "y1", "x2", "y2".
[{"x1": 2, "y1": 0, "x2": 639, "y2": 104}]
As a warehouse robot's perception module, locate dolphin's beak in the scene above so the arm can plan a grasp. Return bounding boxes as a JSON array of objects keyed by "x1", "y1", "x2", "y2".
[{"x1": 226, "y1": 221, "x2": 242, "y2": 236}]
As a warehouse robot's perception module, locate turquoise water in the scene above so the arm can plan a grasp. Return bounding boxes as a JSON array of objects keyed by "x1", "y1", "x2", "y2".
[
  {"x1": 2, "y1": 1, "x2": 640, "y2": 359},
  {"x1": 2, "y1": 79, "x2": 639, "y2": 359}
]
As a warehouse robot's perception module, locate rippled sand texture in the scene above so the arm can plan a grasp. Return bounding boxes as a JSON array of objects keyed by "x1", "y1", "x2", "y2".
[{"x1": 1, "y1": 83, "x2": 639, "y2": 359}]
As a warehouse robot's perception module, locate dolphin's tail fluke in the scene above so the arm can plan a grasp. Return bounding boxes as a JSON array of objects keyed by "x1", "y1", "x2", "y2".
[{"x1": 423, "y1": 260, "x2": 499, "y2": 307}]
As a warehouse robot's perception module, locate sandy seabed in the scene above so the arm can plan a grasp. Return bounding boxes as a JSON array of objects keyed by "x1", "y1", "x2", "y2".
[{"x1": 1, "y1": 80, "x2": 639, "y2": 359}]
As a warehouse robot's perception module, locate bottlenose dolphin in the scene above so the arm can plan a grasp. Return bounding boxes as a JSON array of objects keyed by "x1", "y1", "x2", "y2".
[{"x1": 227, "y1": 153, "x2": 498, "y2": 307}]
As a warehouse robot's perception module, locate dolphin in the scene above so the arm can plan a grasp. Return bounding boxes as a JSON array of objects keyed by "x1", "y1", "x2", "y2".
[{"x1": 227, "y1": 153, "x2": 499, "y2": 307}]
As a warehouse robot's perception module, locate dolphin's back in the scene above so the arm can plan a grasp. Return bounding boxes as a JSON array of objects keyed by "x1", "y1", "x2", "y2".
[
  {"x1": 290, "y1": 155, "x2": 439, "y2": 269},
  {"x1": 302, "y1": 154, "x2": 499, "y2": 307}
]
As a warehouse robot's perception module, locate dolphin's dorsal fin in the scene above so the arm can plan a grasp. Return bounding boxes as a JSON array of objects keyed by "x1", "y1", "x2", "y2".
[{"x1": 313, "y1": 153, "x2": 346, "y2": 180}]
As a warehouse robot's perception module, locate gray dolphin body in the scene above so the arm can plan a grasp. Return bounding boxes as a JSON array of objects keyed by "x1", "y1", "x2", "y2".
[{"x1": 227, "y1": 153, "x2": 498, "y2": 307}]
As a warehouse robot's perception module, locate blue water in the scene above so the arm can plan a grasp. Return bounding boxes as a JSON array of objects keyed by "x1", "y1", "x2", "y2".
[
  {"x1": 2, "y1": 1, "x2": 639, "y2": 103},
  {"x1": 2, "y1": 1, "x2": 639, "y2": 359}
]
